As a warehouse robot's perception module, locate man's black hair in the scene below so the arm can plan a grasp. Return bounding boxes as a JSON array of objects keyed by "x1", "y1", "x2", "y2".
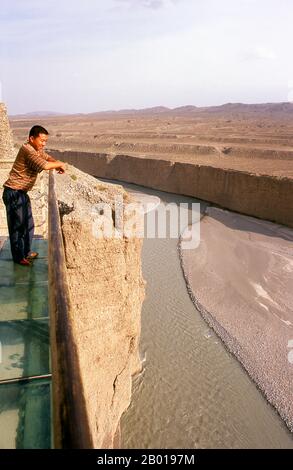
[{"x1": 29, "y1": 125, "x2": 49, "y2": 138}]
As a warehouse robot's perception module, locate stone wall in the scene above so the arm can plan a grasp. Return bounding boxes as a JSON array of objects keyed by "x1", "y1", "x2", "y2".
[
  {"x1": 50, "y1": 150, "x2": 293, "y2": 229},
  {"x1": 0, "y1": 103, "x2": 15, "y2": 161},
  {"x1": 54, "y1": 165, "x2": 145, "y2": 448}
]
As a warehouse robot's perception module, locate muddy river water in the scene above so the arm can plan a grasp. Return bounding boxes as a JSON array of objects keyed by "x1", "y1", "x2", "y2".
[{"x1": 102, "y1": 179, "x2": 293, "y2": 449}]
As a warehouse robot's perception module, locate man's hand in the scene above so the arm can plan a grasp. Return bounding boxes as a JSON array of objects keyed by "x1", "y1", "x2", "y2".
[
  {"x1": 56, "y1": 162, "x2": 66, "y2": 174},
  {"x1": 44, "y1": 160, "x2": 66, "y2": 172}
]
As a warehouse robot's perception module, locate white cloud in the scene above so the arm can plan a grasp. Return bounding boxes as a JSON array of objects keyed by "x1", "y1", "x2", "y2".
[
  {"x1": 1, "y1": 0, "x2": 293, "y2": 113},
  {"x1": 245, "y1": 46, "x2": 277, "y2": 61},
  {"x1": 255, "y1": 46, "x2": 277, "y2": 61},
  {"x1": 114, "y1": 0, "x2": 176, "y2": 9}
]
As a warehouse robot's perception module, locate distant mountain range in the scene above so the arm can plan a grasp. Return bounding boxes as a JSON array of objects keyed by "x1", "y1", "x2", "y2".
[
  {"x1": 10, "y1": 110, "x2": 67, "y2": 118},
  {"x1": 9, "y1": 102, "x2": 293, "y2": 119}
]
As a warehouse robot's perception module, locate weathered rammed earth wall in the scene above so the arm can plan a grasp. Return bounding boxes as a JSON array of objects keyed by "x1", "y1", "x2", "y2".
[
  {"x1": 0, "y1": 102, "x2": 15, "y2": 159},
  {"x1": 54, "y1": 166, "x2": 145, "y2": 448},
  {"x1": 50, "y1": 150, "x2": 293, "y2": 229}
]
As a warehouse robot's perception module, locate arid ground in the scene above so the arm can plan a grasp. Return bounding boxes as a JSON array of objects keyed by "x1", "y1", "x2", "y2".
[{"x1": 9, "y1": 103, "x2": 293, "y2": 177}]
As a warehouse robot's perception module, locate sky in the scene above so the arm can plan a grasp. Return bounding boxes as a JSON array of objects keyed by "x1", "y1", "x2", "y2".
[{"x1": 0, "y1": 0, "x2": 293, "y2": 114}]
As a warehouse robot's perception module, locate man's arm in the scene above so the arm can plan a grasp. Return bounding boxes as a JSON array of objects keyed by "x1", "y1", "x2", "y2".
[
  {"x1": 44, "y1": 160, "x2": 66, "y2": 173},
  {"x1": 43, "y1": 151, "x2": 65, "y2": 172},
  {"x1": 46, "y1": 155, "x2": 57, "y2": 163}
]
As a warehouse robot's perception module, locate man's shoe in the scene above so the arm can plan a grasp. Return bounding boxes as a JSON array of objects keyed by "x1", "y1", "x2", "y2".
[
  {"x1": 17, "y1": 258, "x2": 32, "y2": 266},
  {"x1": 26, "y1": 251, "x2": 39, "y2": 260}
]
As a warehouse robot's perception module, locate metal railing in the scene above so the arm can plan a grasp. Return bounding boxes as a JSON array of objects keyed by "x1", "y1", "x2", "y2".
[{"x1": 48, "y1": 171, "x2": 93, "y2": 449}]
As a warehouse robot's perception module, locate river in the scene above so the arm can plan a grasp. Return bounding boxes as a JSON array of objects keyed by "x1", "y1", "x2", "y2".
[{"x1": 101, "y1": 178, "x2": 293, "y2": 449}]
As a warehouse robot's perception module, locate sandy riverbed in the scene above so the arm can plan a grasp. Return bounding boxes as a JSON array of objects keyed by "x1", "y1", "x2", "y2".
[{"x1": 179, "y1": 207, "x2": 293, "y2": 431}]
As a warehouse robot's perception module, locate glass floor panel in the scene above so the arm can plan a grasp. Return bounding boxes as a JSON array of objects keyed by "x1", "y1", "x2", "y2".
[
  {"x1": 0, "y1": 238, "x2": 51, "y2": 449},
  {"x1": 0, "y1": 238, "x2": 48, "y2": 260},
  {"x1": 0, "y1": 284, "x2": 48, "y2": 321},
  {"x1": 0, "y1": 258, "x2": 48, "y2": 287},
  {"x1": 0, "y1": 379, "x2": 51, "y2": 449},
  {"x1": 0, "y1": 319, "x2": 50, "y2": 381}
]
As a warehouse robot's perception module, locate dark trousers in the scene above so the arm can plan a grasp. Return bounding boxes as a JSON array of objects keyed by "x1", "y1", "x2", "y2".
[{"x1": 2, "y1": 187, "x2": 34, "y2": 262}]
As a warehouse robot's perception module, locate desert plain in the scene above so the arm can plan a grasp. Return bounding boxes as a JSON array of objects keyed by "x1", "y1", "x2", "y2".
[{"x1": 9, "y1": 102, "x2": 293, "y2": 177}]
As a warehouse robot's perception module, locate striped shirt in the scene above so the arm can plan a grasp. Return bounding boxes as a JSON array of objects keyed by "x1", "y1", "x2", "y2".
[{"x1": 3, "y1": 142, "x2": 49, "y2": 192}]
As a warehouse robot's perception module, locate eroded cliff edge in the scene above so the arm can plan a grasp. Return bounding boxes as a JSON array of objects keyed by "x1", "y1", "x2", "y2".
[
  {"x1": 54, "y1": 165, "x2": 145, "y2": 448},
  {"x1": 50, "y1": 150, "x2": 293, "y2": 229}
]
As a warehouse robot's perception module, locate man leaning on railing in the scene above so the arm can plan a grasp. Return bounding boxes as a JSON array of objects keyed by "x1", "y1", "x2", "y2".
[{"x1": 2, "y1": 125, "x2": 66, "y2": 266}]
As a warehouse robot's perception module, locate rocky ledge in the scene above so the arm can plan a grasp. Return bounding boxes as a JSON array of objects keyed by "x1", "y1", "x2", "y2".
[{"x1": 54, "y1": 165, "x2": 146, "y2": 448}]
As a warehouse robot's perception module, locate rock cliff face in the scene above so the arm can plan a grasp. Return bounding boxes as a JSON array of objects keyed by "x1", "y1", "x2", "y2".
[
  {"x1": 54, "y1": 165, "x2": 145, "y2": 448},
  {"x1": 0, "y1": 103, "x2": 15, "y2": 160},
  {"x1": 50, "y1": 150, "x2": 293, "y2": 229}
]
